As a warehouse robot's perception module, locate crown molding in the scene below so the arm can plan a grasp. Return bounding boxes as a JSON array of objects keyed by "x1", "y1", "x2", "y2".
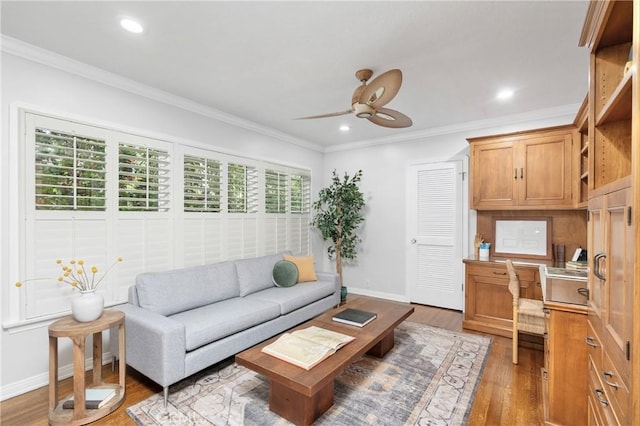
[
  {"x1": 325, "y1": 103, "x2": 581, "y2": 153},
  {"x1": 1, "y1": 35, "x2": 323, "y2": 153}
]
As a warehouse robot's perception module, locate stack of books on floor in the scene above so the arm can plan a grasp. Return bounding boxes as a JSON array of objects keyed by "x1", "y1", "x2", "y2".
[
  {"x1": 565, "y1": 260, "x2": 588, "y2": 272},
  {"x1": 62, "y1": 388, "x2": 116, "y2": 409}
]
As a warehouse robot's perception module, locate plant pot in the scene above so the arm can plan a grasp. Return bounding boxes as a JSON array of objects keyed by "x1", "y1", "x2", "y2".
[
  {"x1": 71, "y1": 290, "x2": 104, "y2": 322},
  {"x1": 340, "y1": 286, "x2": 348, "y2": 303}
]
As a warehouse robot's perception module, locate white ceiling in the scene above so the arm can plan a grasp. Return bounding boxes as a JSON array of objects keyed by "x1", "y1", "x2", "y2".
[{"x1": 1, "y1": 1, "x2": 590, "y2": 149}]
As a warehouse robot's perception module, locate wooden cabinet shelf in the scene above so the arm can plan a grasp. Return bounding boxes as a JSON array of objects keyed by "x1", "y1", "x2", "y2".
[{"x1": 596, "y1": 70, "x2": 632, "y2": 126}]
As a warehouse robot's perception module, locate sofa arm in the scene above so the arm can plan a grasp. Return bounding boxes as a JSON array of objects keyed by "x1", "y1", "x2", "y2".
[
  {"x1": 316, "y1": 271, "x2": 340, "y2": 292},
  {"x1": 117, "y1": 304, "x2": 186, "y2": 388}
]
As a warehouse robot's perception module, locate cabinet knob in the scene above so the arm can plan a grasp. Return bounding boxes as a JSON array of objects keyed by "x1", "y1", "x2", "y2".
[
  {"x1": 514, "y1": 168, "x2": 518, "y2": 179},
  {"x1": 492, "y1": 271, "x2": 507, "y2": 276}
]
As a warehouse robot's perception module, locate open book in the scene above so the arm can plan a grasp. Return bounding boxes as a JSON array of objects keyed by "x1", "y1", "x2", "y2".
[{"x1": 262, "y1": 326, "x2": 354, "y2": 370}]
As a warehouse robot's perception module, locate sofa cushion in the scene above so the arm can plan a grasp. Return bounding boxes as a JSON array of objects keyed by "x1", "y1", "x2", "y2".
[
  {"x1": 246, "y1": 280, "x2": 336, "y2": 315},
  {"x1": 169, "y1": 297, "x2": 281, "y2": 351},
  {"x1": 272, "y1": 260, "x2": 299, "y2": 287},
  {"x1": 135, "y1": 261, "x2": 239, "y2": 316},
  {"x1": 283, "y1": 254, "x2": 318, "y2": 282},
  {"x1": 235, "y1": 253, "x2": 284, "y2": 296}
]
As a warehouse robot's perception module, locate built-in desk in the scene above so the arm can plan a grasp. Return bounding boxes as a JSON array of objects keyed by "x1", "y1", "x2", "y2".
[{"x1": 462, "y1": 257, "x2": 545, "y2": 338}]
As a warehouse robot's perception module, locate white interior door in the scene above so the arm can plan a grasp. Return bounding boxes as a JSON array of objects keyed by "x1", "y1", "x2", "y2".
[{"x1": 406, "y1": 160, "x2": 464, "y2": 310}]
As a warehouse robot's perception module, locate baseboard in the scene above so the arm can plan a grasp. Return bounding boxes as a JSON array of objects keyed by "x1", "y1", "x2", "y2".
[
  {"x1": 347, "y1": 287, "x2": 408, "y2": 303},
  {"x1": 0, "y1": 352, "x2": 113, "y2": 401}
]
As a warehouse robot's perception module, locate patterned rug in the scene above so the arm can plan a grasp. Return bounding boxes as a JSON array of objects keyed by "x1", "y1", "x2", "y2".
[{"x1": 126, "y1": 322, "x2": 491, "y2": 425}]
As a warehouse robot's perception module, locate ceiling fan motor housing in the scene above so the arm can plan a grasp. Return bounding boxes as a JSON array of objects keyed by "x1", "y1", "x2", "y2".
[{"x1": 353, "y1": 102, "x2": 375, "y2": 118}]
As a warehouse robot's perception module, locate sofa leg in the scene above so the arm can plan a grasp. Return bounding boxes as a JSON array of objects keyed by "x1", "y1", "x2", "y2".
[{"x1": 163, "y1": 387, "x2": 169, "y2": 407}]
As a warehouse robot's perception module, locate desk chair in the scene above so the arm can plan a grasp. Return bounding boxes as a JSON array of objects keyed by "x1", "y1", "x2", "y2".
[{"x1": 506, "y1": 259, "x2": 546, "y2": 364}]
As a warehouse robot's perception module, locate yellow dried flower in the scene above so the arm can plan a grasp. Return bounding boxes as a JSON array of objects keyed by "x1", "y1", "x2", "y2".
[
  {"x1": 78, "y1": 260, "x2": 84, "y2": 265},
  {"x1": 56, "y1": 259, "x2": 62, "y2": 264},
  {"x1": 77, "y1": 269, "x2": 83, "y2": 275},
  {"x1": 70, "y1": 260, "x2": 76, "y2": 265},
  {"x1": 58, "y1": 277, "x2": 63, "y2": 282},
  {"x1": 91, "y1": 266, "x2": 98, "y2": 273},
  {"x1": 15, "y1": 281, "x2": 22, "y2": 288}
]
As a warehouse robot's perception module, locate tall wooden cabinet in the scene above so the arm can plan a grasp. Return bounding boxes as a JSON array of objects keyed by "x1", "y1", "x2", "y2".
[
  {"x1": 468, "y1": 126, "x2": 574, "y2": 210},
  {"x1": 580, "y1": 1, "x2": 638, "y2": 424}
]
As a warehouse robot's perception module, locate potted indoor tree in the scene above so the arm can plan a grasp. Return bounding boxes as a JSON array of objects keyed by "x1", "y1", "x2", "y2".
[{"x1": 312, "y1": 169, "x2": 365, "y2": 303}]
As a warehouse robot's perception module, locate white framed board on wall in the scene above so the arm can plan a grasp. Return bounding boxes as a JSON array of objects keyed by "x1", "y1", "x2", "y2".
[{"x1": 490, "y1": 217, "x2": 552, "y2": 260}]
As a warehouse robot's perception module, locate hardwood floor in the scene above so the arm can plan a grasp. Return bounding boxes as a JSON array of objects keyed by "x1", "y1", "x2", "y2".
[{"x1": 0, "y1": 295, "x2": 543, "y2": 425}]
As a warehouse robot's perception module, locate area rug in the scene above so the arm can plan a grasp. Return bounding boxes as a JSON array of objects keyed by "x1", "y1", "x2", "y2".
[{"x1": 126, "y1": 321, "x2": 491, "y2": 425}]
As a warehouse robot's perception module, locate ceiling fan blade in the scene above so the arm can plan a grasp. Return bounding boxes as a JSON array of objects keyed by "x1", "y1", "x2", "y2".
[
  {"x1": 295, "y1": 110, "x2": 352, "y2": 120},
  {"x1": 368, "y1": 107, "x2": 413, "y2": 128},
  {"x1": 358, "y1": 69, "x2": 402, "y2": 108}
]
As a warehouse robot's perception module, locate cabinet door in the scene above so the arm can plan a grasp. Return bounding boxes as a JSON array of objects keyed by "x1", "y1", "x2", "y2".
[
  {"x1": 470, "y1": 141, "x2": 516, "y2": 209},
  {"x1": 517, "y1": 132, "x2": 573, "y2": 207},
  {"x1": 546, "y1": 309, "x2": 588, "y2": 425},
  {"x1": 588, "y1": 194, "x2": 605, "y2": 335},
  {"x1": 602, "y1": 187, "x2": 633, "y2": 388}
]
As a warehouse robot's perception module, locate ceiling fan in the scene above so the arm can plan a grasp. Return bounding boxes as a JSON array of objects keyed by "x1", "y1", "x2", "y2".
[{"x1": 296, "y1": 68, "x2": 413, "y2": 128}]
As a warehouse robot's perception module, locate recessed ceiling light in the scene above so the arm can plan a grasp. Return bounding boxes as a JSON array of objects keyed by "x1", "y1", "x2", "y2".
[
  {"x1": 496, "y1": 89, "x2": 514, "y2": 100},
  {"x1": 339, "y1": 125, "x2": 350, "y2": 132},
  {"x1": 120, "y1": 18, "x2": 144, "y2": 34}
]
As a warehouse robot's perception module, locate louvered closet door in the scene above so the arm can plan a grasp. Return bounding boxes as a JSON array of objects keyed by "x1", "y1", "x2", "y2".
[{"x1": 406, "y1": 161, "x2": 463, "y2": 310}]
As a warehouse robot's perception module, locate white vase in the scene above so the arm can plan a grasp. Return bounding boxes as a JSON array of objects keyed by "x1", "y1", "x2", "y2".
[{"x1": 71, "y1": 290, "x2": 104, "y2": 322}]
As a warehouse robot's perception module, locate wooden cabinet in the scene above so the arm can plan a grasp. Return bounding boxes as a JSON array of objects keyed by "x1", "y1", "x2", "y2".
[
  {"x1": 586, "y1": 183, "x2": 633, "y2": 425},
  {"x1": 468, "y1": 126, "x2": 574, "y2": 210},
  {"x1": 542, "y1": 303, "x2": 588, "y2": 426},
  {"x1": 574, "y1": 95, "x2": 590, "y2": 207},
  {"x1": 580, "y1": 1, "x2": 637, "y2": 424},
  {"x1": 462, "y1": 260, "x2": 542, "y2": 338}
]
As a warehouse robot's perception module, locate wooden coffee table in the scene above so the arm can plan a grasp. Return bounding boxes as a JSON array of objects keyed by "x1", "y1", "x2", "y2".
[{"x1": 235, "y1": 298, "x2": 414, "y2": 425}]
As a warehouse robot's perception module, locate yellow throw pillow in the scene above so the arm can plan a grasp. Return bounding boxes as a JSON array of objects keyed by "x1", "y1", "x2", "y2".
[{"x1": 283, "y1": 255, "x2": 318, "y2": 283}]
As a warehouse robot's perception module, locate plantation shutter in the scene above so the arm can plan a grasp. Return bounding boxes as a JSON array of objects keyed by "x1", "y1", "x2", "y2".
[
  {"x1": 226, "y1": 162, "x2": 258, "y2": 259},
  {"x1": 184, "y1": 154, "x2": 222, "y2": 212},
  {"x1": 288, "y1": 172, "x2": 312, "y2": 254},
  {"x1": 265, "y1": 169, "x2": 287, "y2": 214},
  {"x1": 34, "y1": 128, "x2": 107, "y2": 211},
  {"x1": 118, "y1": 143, "x2": 170, "y2": 211}
]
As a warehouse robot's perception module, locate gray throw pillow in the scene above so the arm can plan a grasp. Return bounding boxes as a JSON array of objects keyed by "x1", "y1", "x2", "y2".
[{"x1": 272, "y1": 260, "x2": 299, "y2": 288}]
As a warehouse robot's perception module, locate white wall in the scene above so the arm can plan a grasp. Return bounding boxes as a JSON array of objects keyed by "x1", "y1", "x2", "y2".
[
  {"x1": 0, "y1": 51, "x2": 326, "y2": 399},
  {"x1": 322, "y1": 111, "x2": 578, "y2": 302}
]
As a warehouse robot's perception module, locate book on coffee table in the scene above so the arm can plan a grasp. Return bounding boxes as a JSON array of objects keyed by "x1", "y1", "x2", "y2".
[
  {"x1": 261, "y1": 326, "x2": 354, "y2": 370},
  {"x1": 332, "y1": 308, "x2": 377, "y2": 327}
]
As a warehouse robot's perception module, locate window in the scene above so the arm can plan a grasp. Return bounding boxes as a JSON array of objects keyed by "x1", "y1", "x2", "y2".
[
  {"x1": 228, "y1": 163, "x2": 258, "y2": 213},
  {"x1": 265, "y1": 170, "x2": 287, "y2": 213},
  {"x1": 184, "y1": 155, "x2": 221, "y2": 212},
  {"x1": 7, "y1": 110, "x2": 312, "y2": 326},
  {"x1": 34, "y1": 127, "x2": 106, "y2": 210},
  {"x1": 118, "y1": 143, "x2": 170, "y2": 211},
  {"x1": 290, "y1": 173, "x2": 311, "y2": 214}
]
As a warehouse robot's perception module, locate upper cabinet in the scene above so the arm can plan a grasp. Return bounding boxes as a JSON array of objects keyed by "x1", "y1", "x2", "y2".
[
  {"x1": 468, "y1": 126, "x2": 574, "y2": 210},
  {"x1": 580, "y1": 0, "x2": 633, "y2": 191}
]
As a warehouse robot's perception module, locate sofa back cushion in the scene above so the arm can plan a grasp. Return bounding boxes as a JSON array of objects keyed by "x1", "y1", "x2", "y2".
[
  {"x1": 135, "y1": 261, "x2": 239, "y2": 316},
  {"x1": 235, "y1": 253, "x2": 284, "y2": 296}
]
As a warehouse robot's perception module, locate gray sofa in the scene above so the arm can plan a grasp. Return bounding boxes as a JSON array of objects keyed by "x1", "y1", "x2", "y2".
[{"x1": 118, "y1": 253, "x2": 340, "y2": 405}]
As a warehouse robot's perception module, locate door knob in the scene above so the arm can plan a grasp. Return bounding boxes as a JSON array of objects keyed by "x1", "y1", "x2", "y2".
[{"x1": 411, "y1": 238, "x2": 417, "y2": 244}]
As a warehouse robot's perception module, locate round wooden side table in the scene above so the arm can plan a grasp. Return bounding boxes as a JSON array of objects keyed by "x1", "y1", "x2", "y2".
[{"x1": 48, "y1": 310, "x2": 125, "y2": 426}]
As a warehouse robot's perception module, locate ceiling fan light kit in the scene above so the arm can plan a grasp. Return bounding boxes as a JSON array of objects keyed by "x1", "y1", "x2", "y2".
[{"x1": 297, "y1": 68, "x2": 413, "y2": 129}]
